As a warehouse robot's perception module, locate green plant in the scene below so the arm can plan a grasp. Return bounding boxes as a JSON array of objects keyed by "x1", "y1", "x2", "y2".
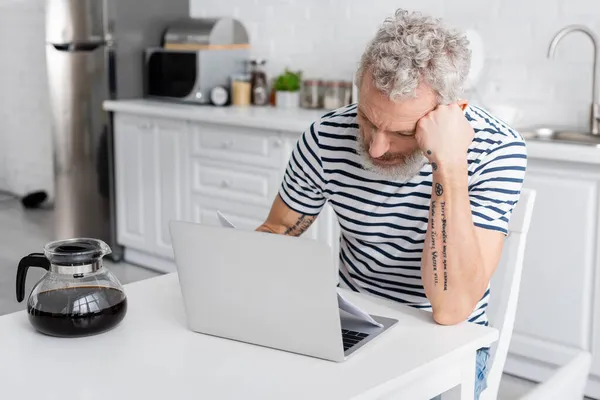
[{"x1": 273, "y1": 68, "x2": 302, "y2": 92}]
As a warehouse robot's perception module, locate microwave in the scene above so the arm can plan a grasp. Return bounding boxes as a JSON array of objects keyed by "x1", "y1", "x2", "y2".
[{"x1": 143, "y1": 48, "x2": 250, "y2": 104}]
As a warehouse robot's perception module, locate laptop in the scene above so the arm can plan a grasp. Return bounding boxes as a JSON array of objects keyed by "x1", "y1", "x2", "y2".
[{"x1": 169, "y1": 220, "x2": 398, "y2": 362}]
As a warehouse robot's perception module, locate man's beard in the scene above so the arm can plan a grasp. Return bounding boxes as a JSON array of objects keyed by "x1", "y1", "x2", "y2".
[{"x1": 355, "y1": 136, "x2": 428, "y2": 181}]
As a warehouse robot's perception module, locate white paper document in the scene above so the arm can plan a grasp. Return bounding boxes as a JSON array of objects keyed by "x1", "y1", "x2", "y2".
[
  {"x1": 217, "y1": 210, "x2": 236, "y2": 229},
  {"x1": 337, "y1": 292, "x2": 383, "y2": 327},
  {"x1": 216, "y1": 210, "x2": 382, "y2": 328}
]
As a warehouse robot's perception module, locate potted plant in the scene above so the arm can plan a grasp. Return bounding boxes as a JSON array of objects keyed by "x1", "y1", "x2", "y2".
[{"x1": 274, "y1": 68, "x2": 302, "y2": 108}]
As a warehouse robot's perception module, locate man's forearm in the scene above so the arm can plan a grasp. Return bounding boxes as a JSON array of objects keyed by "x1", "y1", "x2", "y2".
[
  {"x1": 256, "y1": 195, "x2": 317, "y2": 236},
  {"x1": 421, "y1": 166, "x2": 487, "y2": 325},
  {"x1": 256, "y1": 214, "x2": 315, "y2": 236}
]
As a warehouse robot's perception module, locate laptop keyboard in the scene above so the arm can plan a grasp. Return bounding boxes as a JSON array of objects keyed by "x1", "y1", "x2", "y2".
[{"x1": 342, "y1": 329, "x2": 369, "y2": 351}]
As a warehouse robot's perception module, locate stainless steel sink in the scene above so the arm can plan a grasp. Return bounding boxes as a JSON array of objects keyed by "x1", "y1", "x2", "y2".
[{"x1": 520, "y1": 127, "x2": 600, "y2": 147}]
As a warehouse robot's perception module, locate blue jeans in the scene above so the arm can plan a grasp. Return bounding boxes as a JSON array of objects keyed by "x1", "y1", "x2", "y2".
[{"x1": 431, "y1": 347, "x2": 490, "y2": 400}]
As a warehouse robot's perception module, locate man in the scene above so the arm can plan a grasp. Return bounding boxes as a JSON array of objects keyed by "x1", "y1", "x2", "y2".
[{"x1": 256, "y1": 8, "x2": 527, "y2": 398}]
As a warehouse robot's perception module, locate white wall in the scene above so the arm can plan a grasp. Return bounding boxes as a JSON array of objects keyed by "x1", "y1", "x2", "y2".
[
  {"x1": 0, "y1": 0, "x2": 53, "y2": 198},
  {"x1": 191, "y1": 0, "x2": 599, "y2": 131},
  {"x1": 0, "y1": 0, "x2": 596, "y2": 195}
]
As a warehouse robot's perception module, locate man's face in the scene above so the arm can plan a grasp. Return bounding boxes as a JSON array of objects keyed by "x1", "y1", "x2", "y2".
[{"x1": 356, "y1": 74, "x2": 438, "y2": 179}]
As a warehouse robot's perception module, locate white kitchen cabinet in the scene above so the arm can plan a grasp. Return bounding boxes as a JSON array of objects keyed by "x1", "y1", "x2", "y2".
[
  {"x1": 514, "y1": 170, "x2": 597, "y2": 349},
  {"x1": 113, "y1": 112, "x2": 341, "y2": 276},
  {"x1": 504, "y1": 159, "x2": 600, "y2": 398}
]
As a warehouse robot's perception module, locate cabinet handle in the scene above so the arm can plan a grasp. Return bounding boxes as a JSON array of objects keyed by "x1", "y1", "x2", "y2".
[
  {"x1": 220, "y1": 180, "x2": 232, "y2": 188},
  {"x1": 138, "y1": 122, "x2": 153, "y2": 130},
  {"x1": 273, "y1": 139, "x2": 283, "y2": 148},
  {"x1": 221, "y1": 140, "x2": 234, "y2": 149}
]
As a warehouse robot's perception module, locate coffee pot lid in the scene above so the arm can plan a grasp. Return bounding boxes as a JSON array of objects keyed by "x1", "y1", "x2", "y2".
[{"x1": 44, "y1": 238, "x2": 111, "y2": 266}]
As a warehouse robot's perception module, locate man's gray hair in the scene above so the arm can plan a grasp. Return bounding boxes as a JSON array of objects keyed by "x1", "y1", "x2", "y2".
[{"x1": 356, "y1": 9, "x2": 471, "y2": 104}]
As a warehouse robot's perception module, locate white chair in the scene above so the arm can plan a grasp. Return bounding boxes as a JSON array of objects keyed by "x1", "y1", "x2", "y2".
[
  {"x1": 441, "y1": 189, "x2": 536, "y2": 400},
  {"x1": 479, "y1": 188, "x2": 537, "y2": 400},
  {"x1": 520, "y1": 350, "x2": 592, "y2": 400}
]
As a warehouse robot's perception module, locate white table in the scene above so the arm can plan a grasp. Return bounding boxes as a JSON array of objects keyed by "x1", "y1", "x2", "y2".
[{"x1": 0, "y1": 273, "x2": 498, "y2": 400}]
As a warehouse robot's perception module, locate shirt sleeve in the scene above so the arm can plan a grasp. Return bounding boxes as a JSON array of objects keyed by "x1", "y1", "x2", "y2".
[
  {"x1": 278, "y1": 122, "x2": 327, "y2": 216},
  {"x1": 468, "y1": 139, "x2": 528, "y2": 235}
]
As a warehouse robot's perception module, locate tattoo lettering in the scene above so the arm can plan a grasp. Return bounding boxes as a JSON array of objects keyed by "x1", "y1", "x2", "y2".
[
  {"x1": 426, "y1": 150, "x2": 432, "y2": 155},
  {"x1": 430, "y1": 200, "x2": 438, "y2": 286},
  {"x1": 284, "y1": 215, "x2": 315, "y2": 236},
  {"x1": 435, "y1": 182, "x2": 444, "y2": 196},
  {"x1": 441, "y1": 201, "x2": 448, "y2": 291},
  {"x1": 431, "y1": 162, "x2": 438, "y2": 171}
]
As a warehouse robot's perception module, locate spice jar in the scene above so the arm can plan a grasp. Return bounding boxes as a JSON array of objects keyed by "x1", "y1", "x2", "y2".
[
  {"x1": 302, "y1": 79, "x2": 323, "y2": 109},
  {"x1": 340, "y1": 81, "x2": 353, "y2": 106},
  {"x1": 323, "y1": 81, "x2": 343, "y2": 110},
  {"x1": 231, "y1": 74, "x2": 251, "y2": 106}
]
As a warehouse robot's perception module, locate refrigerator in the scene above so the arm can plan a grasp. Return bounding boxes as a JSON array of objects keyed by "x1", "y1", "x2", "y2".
[{"x1": 45, "y1": 0, "x2": 189, "y2": 261}]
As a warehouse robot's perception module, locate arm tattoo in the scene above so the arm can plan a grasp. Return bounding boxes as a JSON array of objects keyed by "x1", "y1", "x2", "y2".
[
  {"x1": 430, "y1": 200, "x2": 439, "y2": 287},
  {"x1": 431, "y1": 162, "x2": 438, "y2": 171},
  {"x1": 435, "y1": 182, "x2": 444, "y2": 196},
  {"x1": 284, "y1": 215, "x2": 315, "y2": 236},
  {"x1": 441, "y1": 201, "x2": 448, "y2": 291}
]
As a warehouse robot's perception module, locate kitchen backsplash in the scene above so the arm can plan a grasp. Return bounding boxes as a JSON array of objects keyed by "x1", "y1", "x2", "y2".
[{"x1": 192, "y1": 0, "x2": 600, "y2": 130}]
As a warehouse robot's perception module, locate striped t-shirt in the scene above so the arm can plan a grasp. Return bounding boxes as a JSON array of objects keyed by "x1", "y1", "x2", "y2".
[{"x1": 279, "y1": 103, "x2": 527, "y2": 326}]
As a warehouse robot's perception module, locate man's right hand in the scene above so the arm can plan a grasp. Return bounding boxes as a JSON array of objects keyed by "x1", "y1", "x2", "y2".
[{"x1": 256, "y1": 195, "x2": 317, "y2": 236}]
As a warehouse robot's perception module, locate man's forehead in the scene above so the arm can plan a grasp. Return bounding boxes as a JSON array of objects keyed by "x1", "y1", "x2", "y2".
[{"x1": 358, "y1": 101, "x2": 434, "y2": 131}]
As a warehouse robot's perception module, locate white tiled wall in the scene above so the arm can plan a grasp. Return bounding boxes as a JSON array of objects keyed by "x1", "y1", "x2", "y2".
[
  {"x1": 0, "y1": 0, "x2": 54, "y2": 198},
  {"x1": 0, "y1": 1, "x2": 598, "y2": 194},
  {"x1": 192, "y1": 0, "x2": 600, "y2": 131}
]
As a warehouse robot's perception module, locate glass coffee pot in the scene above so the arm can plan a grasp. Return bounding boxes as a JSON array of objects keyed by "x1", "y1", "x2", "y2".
[{"x1": 16, "y1": 238, "x2": 127, "y2": 338}]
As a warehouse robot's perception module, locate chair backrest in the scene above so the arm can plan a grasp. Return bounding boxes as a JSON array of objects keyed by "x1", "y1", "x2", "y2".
[
  {"x1": 520, "y1": 350, "x2": 592, "y2": 400},
  {"x1": 480, "y1": 188, "x2": 537, "y2": 400}
]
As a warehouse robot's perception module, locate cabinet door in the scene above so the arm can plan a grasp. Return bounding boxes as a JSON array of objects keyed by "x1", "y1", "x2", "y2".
[
  {"x1": 113, "y1": 114, "x2": 156, "y2": 253},
  {"x1": 151, "y1": 118, "x2": 188, "y2": 259},
  {"x1": 510, "y1": 167, "x2": 598, "y2": 364},
  {"x1": 305, "y1": 203, "x2": 341, "y2": 274},
  {"x1": 593, "y1": 203, "x2": 600, "y2": 378}
]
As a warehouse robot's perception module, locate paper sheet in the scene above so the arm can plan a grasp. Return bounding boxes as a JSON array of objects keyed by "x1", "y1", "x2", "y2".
[
  {"x1": 216, "y1": 210, "x2": 382, "y2": 328},
  {"x1": 337, "y1": 292, "x2": 383, "y2": 328},
  {"x1": 217, "y1": 210, "x2": 236, "y2": 229}
]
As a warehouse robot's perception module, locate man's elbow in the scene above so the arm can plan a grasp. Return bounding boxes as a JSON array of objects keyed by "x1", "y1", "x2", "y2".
[{"x1": 432, "y1": 305, "x2": 474, "y2": 326}]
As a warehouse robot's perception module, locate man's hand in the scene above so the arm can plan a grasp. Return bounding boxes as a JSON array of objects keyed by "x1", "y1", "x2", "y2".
[{"x1": 415, "y1": 103, "x2": 474, "y2": 170}]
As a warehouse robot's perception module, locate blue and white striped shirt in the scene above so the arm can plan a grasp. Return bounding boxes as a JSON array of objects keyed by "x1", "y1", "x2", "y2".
[{"x1": 279, "y1": 103, "x2": 527, "y2": 325}]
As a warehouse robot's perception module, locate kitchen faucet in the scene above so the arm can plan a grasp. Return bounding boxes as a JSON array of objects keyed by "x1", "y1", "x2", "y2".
[{"x1": 548, "y1": 25, "x2": 600, "y2": 135}]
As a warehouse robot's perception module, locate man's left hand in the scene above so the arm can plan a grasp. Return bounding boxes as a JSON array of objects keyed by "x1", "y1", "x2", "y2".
[{"x1": 415, "y1": 103, "x2": 474, "y2": 171}]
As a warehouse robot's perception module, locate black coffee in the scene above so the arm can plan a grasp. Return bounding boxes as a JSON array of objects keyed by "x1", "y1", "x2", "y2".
[{"x1": 27, "y1": 286, "x2": 127, "y2": 338}]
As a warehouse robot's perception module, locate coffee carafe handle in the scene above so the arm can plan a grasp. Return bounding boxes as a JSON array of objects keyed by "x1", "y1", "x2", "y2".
[{"x1": 16, "y1": 253, "x2": 50, "y2": 302}]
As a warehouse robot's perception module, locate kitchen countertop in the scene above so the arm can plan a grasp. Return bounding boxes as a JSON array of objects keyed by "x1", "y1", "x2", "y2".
[
  {"x1": 103, "y1": 99, "x2": 326, "y2": 133},
  {"x1": 103, "y1": 99, "x2": 600, "y2": 165}
]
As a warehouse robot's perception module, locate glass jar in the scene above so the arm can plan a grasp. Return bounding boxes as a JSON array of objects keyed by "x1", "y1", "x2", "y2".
[
  {"x1": 231, "y1": 74, "x2": 251, "y2": 106},
  {"x1": 250, "y1": 59, "x2": 269, "y2": 106},
  {"x1": 301, "y1": 79, "x2": 323, "y2": 109},
  {"x1": 323, "y1": 81, "x2": 343, "y2": 109}
]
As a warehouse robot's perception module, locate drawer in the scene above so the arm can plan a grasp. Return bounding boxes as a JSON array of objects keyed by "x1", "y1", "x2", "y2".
[
  {"x1": 191, "y1": 159, "x2": 281, "y2": 207},
  {"x1": 190, "y1": 122, "x2": 284, "y2": 168},
  {"x1": 191, "y1": 195, "x2": 270, "y2": 232}
]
